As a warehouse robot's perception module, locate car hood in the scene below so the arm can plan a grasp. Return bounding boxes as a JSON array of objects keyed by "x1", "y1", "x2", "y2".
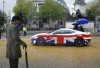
[{"x1": 31, "y1": 33, "x2": 50, "y2": 38}]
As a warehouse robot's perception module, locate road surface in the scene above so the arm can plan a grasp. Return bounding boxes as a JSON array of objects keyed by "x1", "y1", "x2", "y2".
[{"x1": 0, "y1": 36, "x2": 100, "y2": 68}]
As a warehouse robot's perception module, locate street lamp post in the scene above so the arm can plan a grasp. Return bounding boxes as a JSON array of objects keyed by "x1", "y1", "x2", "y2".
[
  {"x1": 2, "y1": 0, "x2": 6, "y2": 28},
  {"x1": 3, "y1": 0, "x2": 5, "y2": 14}
]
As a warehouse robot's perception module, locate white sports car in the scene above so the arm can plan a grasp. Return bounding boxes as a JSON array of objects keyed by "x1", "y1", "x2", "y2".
[{"x1": 31, "y1": 28, "x2": 91, "y2": 46}]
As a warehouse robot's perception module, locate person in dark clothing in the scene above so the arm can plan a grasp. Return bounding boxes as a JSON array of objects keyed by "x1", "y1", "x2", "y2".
[
  {"x1": 0, "y1": 28, "x2": 3, "y2": 39},
  {"x1": 6, "y1": 16, "x2": 27, "y2": 68},
  {"x1": 0, "y1": 28, "x2": 1, "y2": 39},
  {"x1": 73, "y1": 25, "x2": 79, "y2": 30},
  {"x1": 79, "y1": 25, "x2": 84, "y2": 32}
]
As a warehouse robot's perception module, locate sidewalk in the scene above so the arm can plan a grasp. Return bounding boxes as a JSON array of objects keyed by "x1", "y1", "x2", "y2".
[
  {"x1": 1, "y1": 30, "x2": 54, "y2": 37},
  {"x1": 1, "y1": 30, "x2": 100, "y2": 37}
]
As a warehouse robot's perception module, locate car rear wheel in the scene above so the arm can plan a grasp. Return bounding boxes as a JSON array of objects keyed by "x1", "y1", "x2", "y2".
[
  {"x1": 36, "y1": 37, "x2": 46, "y2": 46},
  {"x1": 74, "y1": 38, "x2": 85, "y2": 47}
]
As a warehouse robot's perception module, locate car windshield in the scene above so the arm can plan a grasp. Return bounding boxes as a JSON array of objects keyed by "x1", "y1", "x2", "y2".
[{"x1": 50, "y1": 29, "x2": 75, "y2": 34}]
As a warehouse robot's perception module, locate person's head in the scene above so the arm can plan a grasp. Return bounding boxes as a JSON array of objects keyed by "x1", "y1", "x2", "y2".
[
  {"x1": 80, "y1": 25, "x2": 83, "y2": 28},
  {"x1": 11, "y1": 16, "x2": 22, "y2": 24},
  {"x1": 75, "y1": 25, "x2": 78, "y2": 27},
  {"x1": 77, "y1": 9, "x2": 80, "y2": 11}
]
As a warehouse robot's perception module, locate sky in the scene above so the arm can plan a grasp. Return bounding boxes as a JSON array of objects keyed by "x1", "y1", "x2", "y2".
[
  {"x1": 0, "y1": 0, "x2": 93, "y2": 17},
  {"x1": 0, "y1": 0, "x2": 16, "y2": 16}
]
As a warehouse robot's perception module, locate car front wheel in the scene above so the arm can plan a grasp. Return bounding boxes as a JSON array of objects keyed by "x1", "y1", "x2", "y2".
[{"x1": 36, "y1": 37, "x2": 46, "y2": 46}]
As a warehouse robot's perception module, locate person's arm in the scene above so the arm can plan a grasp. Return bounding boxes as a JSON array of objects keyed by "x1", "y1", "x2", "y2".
[{"x1": 12, "y1": 26, "x2": 27, "y2": 48}]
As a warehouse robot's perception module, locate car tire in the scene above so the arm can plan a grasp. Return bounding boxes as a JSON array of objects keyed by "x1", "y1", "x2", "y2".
[
  {"x1": 74, "y1": 37, "x2": 85, "y2": 47},
  {"x1": 36, "y1": 37, "x2": 46, "y2": 46}
]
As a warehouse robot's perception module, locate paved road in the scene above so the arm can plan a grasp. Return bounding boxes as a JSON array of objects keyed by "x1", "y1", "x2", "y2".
[{"x1": 0, "y1": 36, "x2": 100, "y2": 68}]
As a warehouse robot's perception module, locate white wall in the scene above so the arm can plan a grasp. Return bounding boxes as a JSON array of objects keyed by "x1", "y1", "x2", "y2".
[{"x1": 66, "y1": 21, "x2": 94, "y2": 29}]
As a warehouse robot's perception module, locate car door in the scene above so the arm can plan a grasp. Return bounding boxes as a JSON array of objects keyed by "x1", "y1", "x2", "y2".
[
  {"x1": 51, "y1": 30, "x2": 66, "y2": 44},
  {"x1": 51, "y1": 29, "x2": 75, "y2": 44}
]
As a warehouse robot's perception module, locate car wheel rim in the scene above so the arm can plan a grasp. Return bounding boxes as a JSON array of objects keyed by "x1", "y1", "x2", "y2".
[
  {"x1": 75, "y1": 38, "x2": 85, "y2": 46},
  {"x1": 36, "y1": 38, "x2": 45, "y2": 46}
]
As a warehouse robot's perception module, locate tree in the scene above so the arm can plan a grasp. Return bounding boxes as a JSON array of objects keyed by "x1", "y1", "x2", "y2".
[
  {"x1": 86, "y1": 0, "x2": 100, "y2": 16},
  {"x1": 0, "y1": 10, "x2": 7, "y2": 28},
  {"x1": 13, "y1": 0, "x2": 36, "y2": 24},
  {"x1": 39, "y1": 0, "x2": 68, "y2": 23}
]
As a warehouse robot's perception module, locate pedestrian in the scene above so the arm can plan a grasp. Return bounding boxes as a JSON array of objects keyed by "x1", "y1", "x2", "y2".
[
  {"x1": 79, "y1": 25, "x2": 84, "y2": 32},
  {"x1": 23, "y1": 26, "x2": 27, "y2": 36},
  {"x1": 0, "y1": 28, "x2": 1, "y2": 39},
  {"x1": 73, "y1": 25, "x2": 79, "y2": 30},
  {"x1": 6, "y1": 16, "x2": 27, "y2": 68}
]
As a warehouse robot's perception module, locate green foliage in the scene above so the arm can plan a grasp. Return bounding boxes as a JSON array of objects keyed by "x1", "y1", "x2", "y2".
[
  {"x1": 87, "y1": 0, "x2": 100, "y2": 16},
  {"x1": 0, "y1": 10, "x2": 7, "y2": 27},
  {"x1": 39, "y1": 0, "x2": 67, "y2": 23},
  {"x1": 13, "y1": 0, "x2": 36, "y2": 24}
]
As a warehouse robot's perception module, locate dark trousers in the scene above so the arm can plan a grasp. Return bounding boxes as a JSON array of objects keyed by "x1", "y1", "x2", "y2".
[
  {"x1": 0, "y1": 32, "x2": 1, "y2": 39},
  {"x1": 9, "y1": 59, "x2": 18, "y2": 68},
  {"x1": 24, "y1": 31, "x2": 26, "y2": 36}
]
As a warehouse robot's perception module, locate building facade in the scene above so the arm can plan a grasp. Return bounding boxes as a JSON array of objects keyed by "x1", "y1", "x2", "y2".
[
  {"x1": 33, "y1": 0, "x2": 69, "y2": 13},
  {"x1": 33, "y1": 0, "x2": 44, "y2": 12},
  {"x1": 26, "y1": 0, "x2": 69, "y2": 30}
]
